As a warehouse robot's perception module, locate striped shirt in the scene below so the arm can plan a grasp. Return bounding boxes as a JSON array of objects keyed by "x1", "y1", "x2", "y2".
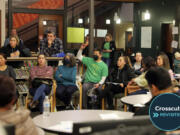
[{"x1": 30, "y1": 65, "x2": 53, "y2": 80}]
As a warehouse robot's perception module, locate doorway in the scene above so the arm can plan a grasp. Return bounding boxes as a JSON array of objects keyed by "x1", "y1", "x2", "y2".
[
  {"x1": 161, "y1": 23, "x2": 173, "y2": 53},
  {"x1": 0, "y1": 11, "x2": 1, "y2": 47},
  {"x1": 125, "y1": 31, "x2": 133, "y2": 50},
  {"x1": 39, "y1": 14, "x2": 63, "y2": 45},
  {"x1": 115, "y1": 23, "x2": 133, "y2": 50},
  {"x1": 161, "y1": 23, "x2": 173, "y2": 68}
]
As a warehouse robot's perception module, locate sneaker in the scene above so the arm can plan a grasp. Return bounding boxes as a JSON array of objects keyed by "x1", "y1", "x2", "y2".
[
  {"x1": 29, "y1": 101, "x2": 39, "y2": 109},
  {"x1": 65, "y1": 105, "x2": 74, "y2": 110}
]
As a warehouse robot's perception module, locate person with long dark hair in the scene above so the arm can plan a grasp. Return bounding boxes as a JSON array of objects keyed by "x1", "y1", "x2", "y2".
[
  {"x1": 156, "y1": 52, "x2": 174, "y2": 80},
  {"x1": 104, "y1": 56, "x2": 135, "y2": 109}
]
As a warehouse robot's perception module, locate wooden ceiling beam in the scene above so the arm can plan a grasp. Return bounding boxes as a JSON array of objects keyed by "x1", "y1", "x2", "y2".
[{"x1": 95, "y1": 0, "x2": 150, "y2": 2}]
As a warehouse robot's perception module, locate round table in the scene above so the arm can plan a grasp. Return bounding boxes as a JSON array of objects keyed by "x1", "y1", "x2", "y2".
[
  {"x1": 121, "y1": 94, "x2": 152, "y2": 107},
  {"x1": 33, "y1": 110, "x2": 134, "y2": 134}
]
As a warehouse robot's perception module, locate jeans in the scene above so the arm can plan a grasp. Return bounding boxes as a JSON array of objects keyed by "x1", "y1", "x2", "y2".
[
  {"x1": 56, "y1": 85, "x2": 77, "y2": 106},
  {"x1": 29, "y1": 84, "x2": 51, "y2": 113},
  {"x1": 129, "y1": 89, "x2": 149, "y2": 95},
  {"x1": 82, "y1": 82, "x2": 103, "y2": 109}
]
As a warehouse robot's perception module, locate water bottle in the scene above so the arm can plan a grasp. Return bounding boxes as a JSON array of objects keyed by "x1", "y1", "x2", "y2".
[{"x1": 43, "y1": 96, "x2": 50, "y2": 118}]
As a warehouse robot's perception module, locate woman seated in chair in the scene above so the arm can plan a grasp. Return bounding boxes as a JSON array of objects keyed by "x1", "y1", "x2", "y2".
[
  {"x1": 29, "y1": 54, "x2": 53, "y2": 113},
  {"x1": 54, "y1": 53, "x2": 77, "y2": 109},
  {"x1": 0, "y1": 53, "x2": 16, "y2": 80},
  {"x1": 156, "y1": 52, "x2": 175, "y2": 81},
  {"x1": 0, "y1": 53, "x2": 18, "y2": 99},
  {"x1": 104, "y1": 56, "x2": 135, "y2": 109},
  {"x1": 128, "y1": 56, "x2": 156, "y2": 95}
]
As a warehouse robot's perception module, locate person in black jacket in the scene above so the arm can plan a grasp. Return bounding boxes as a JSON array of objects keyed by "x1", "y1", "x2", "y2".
[
  {"x1": 1, "y1": 36, "x2": 27, "y2": 57},
  {"x1": 102, "y1": 33, "x2": 116, "y2": 67},
  {"x1": 0, "y1": 36, "x2": 30, "y2": 68},
  {"x1": 3, "y1": 28, "x2": 24, "y2": 47},
  {"x1": 104, "y1": 56, "x2": 135, "y2": 109},
  {"x1": 0, "y1": 53, "x2": 16, "y2": 80}
]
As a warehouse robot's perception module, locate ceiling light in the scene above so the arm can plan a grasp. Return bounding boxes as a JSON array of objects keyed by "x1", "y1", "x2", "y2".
[
  {"x1": 144, "y1": 11, "x2": 150, "y2": 20},
  {"x1": 78, "y1": 18, "x2": 83, "y2": 24},
  {"x1": 106, "y1": 19, "x2": 111, "y2": 24},
  {"x1": 173, "y1": 20, "x2": 176, "y2": 25},
  {"x1": 142, "y1": 10, "x2": 151, "y2": 21},
  {"x1": 114, "y1": 12, "x2": 119, "y2": 21},
  {"x1": 43, "y1": 21, "x2": 47, "y2": 25},
  {"x1": 116, "y1": 18, "x2": 121, "y2": 24}
]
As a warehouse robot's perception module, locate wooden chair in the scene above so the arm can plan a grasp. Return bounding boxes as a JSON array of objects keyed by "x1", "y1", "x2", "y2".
[
  {"x1": 78, "y1": 82, "x2": 83, "y2": 110},
  {"x1": 101, "y1": 85, "x2": 106, "y2": 110},
  {"x1": 114, "y1": 93, "x2": 124, "y2": 110},
  {"x1": 126, "y1": 84, "x2": 141, "y2": 94},
  {"x1": 25, "y1": 79, "x2": 57, "y2": 112},
  {"x1": 79, "y1": 82, "x2": 105, "y2": 110},
  {"x1": 122, "y1": 85, "x2": 141, "y2": 112},
  {"x1": 49, "y1": 79, "x2": 57, "y2": 112},
  {"x1": 71, "y1": 90, "x2": 80, "y2": 109},
  {"x1": 55, "y1": 82, "x2": 81, "y2": 110},
  {"x1": 113, "y1": 86, "x2": 129, "y2": 111}
]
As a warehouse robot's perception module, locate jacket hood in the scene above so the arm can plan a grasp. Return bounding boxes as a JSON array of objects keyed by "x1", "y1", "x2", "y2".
[{"x1": 0, "y1": 109, "x2": 30, "y2": 125}]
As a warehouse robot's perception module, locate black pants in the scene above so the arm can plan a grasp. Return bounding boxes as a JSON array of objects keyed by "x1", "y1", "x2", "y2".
[
  {"x1": 56, "y1": 85, "x2": 77, "y2": 106},
  {"x1": 103, "y1": 84, "x2": 124, "y2": 108}
]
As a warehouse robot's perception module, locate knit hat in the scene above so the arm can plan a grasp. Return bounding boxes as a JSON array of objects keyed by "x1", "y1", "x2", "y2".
[{"x1": 175, "y1": 52, "x2": 180, "y2": 59}]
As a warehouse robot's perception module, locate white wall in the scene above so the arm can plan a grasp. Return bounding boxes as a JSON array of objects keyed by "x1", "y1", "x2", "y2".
[
  {"x1": 115, "y1": 23, "x2": 133, "y2": 49},
  {"x1": 0, "y1": 0, "x2": 6, "y2": 46}
]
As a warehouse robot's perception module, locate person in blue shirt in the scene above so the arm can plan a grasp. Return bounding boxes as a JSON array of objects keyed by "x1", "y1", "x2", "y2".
[{"x1": 54, "y1": 53, "x2": 77, "y2": 109}]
